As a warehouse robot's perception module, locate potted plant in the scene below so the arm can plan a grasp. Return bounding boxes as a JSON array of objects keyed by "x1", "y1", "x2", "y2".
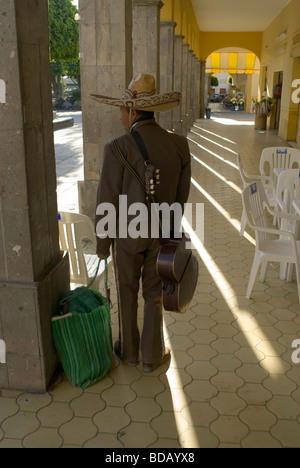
[
  {"x1": 252, "y1": 96, "x2": 274, "y2": 129},
  {"x1": 230, "y1": 97, "x2": 238, "y2": 111},
  {"x1": 238, "y1": 98, "x2": 245, "y2": 111}
]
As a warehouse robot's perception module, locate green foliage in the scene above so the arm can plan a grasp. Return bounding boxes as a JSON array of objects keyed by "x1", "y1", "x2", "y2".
[
  {"x1": 211, "y1": 75, "x2": 219, "y2": 87},
  {"x1": 49, "y1": 0, "x2": 79, "y2": 62},
  {"x1": 64, "y1": 60, "x2": 81, "y2": 87},
  {"x1": 49, "y1": 0, "x2": 80, "y2": 101},
  {"x1": 70, "y1": 88, "x2": 81, "y2": 102}
]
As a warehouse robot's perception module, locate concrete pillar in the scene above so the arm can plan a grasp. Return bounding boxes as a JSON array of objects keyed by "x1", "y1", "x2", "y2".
[
  {"x1": 181, "y1": 43, "x2": 189, "y2": 136},
  {"x1": 199, "y1": 60, "x2": 207, "y2": 119},
  {"x1": 173, "y1": 35, "x2": 184, "y2": 135},
  {"x1": 194, "y1": 60, "x2": 201, "y2": 120},
  {"x1": 0, "y1": 0, "x2": 69, "y2": 391},
  {"x1": 132, "y1": 0, "x2": 163, "y2": 84},
  {"x1": 159, "y1": 21, "x2": 176, "y2": 131},
  {"x1": 78, "y1": 0, "x2": 133, "y2": 220},
  {"x1": 186, "y1": 50, "x2": 192, "y2": 131}
]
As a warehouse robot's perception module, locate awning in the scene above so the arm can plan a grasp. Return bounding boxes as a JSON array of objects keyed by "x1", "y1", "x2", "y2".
[{"x1": 206, "y1": 52, "x2": 260, "y2": 75}]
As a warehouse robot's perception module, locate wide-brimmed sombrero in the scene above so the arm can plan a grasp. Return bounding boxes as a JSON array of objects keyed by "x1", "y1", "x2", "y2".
[{"x1": 89, "y1": 73, "x2": 181, "y2": 112}]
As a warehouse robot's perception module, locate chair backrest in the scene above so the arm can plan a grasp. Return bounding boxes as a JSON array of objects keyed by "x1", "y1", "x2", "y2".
[
  {"x1": 58, "y1": 211, "x2": 97, "y2": 284},
  {"x1": 276, "y1": 168, "x2": 300, "y2": 214},
  {"x1": 237, "y1": 153, "x2": 248, "y2": 188},
  {"x1": 260, "y1": 147, "x2": 300, "y2": 181},
  {"x1": 242, "y1": 181, "x2": 271, "y2": 246}
]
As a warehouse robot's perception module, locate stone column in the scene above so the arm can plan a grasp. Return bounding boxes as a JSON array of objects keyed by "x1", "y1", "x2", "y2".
[
  {"x1": 194, "y1": 60, "x2": 201, "y2": 120},
  {"x1": 78, "y1": 0, "x2": 133, "y2": 220},
  {"x1": 173, "y1": 35, "x2": 184, "y2": 135},
  {"x1": 0, "y1": 0, "x2": 69, "y2": 391},
  {"x1": 159, "y1": 21, "x2": 176, "y2": 131},
  {"x1": 181, "y1": 43, "x2": 189, "y2": 136},
  {"x1": 189, "y1": 53, "x2": 197, "y2": 128},
  {"x1": 132, "y1": 0, "x2": 163, "y2": 87},
  {"x1": 199, "y1": 60, "x2": 207, "y2": 119},
  {"x1": 186, "y1": 50, "x2": 192, "y2": 131}
]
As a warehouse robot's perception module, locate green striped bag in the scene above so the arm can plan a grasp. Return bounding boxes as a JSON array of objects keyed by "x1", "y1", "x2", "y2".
[{"x1": 52, "y1": 258, "x2": 113, "y2": 389}]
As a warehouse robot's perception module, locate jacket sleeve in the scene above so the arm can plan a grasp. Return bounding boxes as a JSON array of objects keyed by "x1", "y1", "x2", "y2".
[
  {"x1": 95, "y1": 141, "x2": 124, "y2": 255},
  {"x1": 176, "y1": 137, "x2": 191, "y2": 210}
]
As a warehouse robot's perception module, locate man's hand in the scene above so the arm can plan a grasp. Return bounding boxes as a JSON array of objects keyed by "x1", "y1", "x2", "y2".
[{"x1": 98, "y1": 254, "x2": 110, "y2": 261}]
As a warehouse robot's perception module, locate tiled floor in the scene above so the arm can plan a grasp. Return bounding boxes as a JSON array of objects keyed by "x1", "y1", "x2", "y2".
[{"x1": 1, "y1": 111, "x2": 300, "y2": 448}]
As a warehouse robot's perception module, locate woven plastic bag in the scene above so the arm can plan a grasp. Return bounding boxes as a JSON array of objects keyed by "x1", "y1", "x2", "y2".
[{"x1": 52, "y1": 258, "x2": 113, "y2": 389}]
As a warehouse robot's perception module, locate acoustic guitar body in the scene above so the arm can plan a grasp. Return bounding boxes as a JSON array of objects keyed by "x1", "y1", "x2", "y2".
[
  {"x1": 157, "y1": 236, "x2": 191, "y2": 282},
  {"x1": 157, "y1": 234, "x2": 199, "y2": 314},
  {"x1": 162, "y1": 254, "x2": 199, "y2": 313}
]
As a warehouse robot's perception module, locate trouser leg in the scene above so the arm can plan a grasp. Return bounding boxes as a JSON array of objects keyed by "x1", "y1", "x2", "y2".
[
  {"x1": 113, "y1": 237, "x2": 164, "y2": 364},
  {"x1": 112, "y1": 238, "x2": 144, "y2": 362},
  {"x1": 141, "y1": 239, "x2": 165, "y2": 364}
]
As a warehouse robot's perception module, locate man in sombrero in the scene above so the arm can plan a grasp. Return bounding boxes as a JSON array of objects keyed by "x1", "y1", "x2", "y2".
[{"x1": 92, "y1": 73, "x2": 191, "y2": 373}]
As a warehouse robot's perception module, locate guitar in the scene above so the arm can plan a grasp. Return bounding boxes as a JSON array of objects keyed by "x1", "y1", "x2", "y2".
[
  {"x1": 130, "y1": 130, "x2": 199, "y2": 314},
  {"x1": 144, "y1": 163, "x2": 160, "y2": 204},
  {"x1": 145, "y1": 165, "x2": 199, "y2": 314},
  {"x1": 156, "y1": 233, "x2": 199, "y2": 314}
]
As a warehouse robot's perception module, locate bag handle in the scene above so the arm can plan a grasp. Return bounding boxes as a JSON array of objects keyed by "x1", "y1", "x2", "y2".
[
  {"x1": 88, "y1": 256, "x2": 110, "y2": 306},
  {"x1": 59, "y1": 256, "x2": 110, "y2": 313}
]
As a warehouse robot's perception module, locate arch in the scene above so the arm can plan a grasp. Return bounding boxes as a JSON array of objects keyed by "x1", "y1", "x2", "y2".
[
  {"x1": 206, "y1": 47, "x2": 261, "y2": 75},
  {"x1": 201, "y1": 32, "x2": 263, "y2": 62}
]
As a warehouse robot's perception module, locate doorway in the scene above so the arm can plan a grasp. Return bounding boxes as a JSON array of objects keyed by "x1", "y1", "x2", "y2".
[{"x1": 271, "y1": 71, "x2": 283, "y2": 131}]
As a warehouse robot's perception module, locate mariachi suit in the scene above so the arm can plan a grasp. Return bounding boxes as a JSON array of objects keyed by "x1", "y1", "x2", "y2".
[{"x1": 95, "y1": 118, "x2": 191, "y2": 364}]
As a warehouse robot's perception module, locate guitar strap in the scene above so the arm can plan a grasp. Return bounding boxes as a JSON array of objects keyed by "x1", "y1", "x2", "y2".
[
  {"x1": 113, "y1": 139, "x2": 146, "y2": 194},
  {"x1": 130, "y1": 130, "x2": 152, "y2": 167}
]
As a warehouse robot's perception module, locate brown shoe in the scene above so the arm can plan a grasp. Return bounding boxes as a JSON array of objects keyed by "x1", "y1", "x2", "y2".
[
  {"x1": 113, "y1": 341, "x2": 138, "y2": 366},
  {"x1": 142, "y1": 348, "x2": 171, "y2": 373}
]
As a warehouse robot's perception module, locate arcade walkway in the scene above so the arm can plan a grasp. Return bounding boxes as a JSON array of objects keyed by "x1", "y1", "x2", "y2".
[{"x1": 1, "y1": 111, "x2": 300, "y2": 448}]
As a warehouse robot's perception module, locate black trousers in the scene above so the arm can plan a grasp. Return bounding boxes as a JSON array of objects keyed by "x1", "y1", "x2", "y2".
[{"x1": 112, "y1": 237, "x2": 165, "y2": 364}]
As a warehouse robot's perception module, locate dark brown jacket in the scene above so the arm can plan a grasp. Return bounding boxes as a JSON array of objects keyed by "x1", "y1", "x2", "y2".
[{"x1": 96, "y1": 118, "x2": 191, "y2": 255}]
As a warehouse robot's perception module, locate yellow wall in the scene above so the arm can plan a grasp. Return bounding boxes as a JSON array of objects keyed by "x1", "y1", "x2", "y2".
[
  {"x1": 161, "y1": 0, "x2": 201, "y2": 58},
  {"x1": 161, "y1": 0, "x2": 300, "y2": 146},
  {"x1": 161, "y1": 2, "x2": 262, "y2": 62},
  {"x1": 200, "y1": 32, "x2": 262, "y2": 62},
  {"x1": 161, "y1": 1, "x2": 263, "y2": 63},
  {"x1": 261, "y1": 0, "x2": 300, "y2": 143}
]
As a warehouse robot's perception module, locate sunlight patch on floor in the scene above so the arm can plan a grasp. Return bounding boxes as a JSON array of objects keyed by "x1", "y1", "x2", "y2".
[
  {"x1": 182, "y1": 216, "x2": 286, "y2": 375},
  {"x1": 211, "y1": 116, "x2": 255, "y2": 127}
]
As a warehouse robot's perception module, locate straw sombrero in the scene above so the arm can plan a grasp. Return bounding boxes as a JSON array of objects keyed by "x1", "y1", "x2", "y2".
[{"x1": 89, "y1": 73, "x2": 181, "y2": 112}]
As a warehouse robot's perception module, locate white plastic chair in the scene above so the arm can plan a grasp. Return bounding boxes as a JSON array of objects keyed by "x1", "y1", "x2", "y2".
[
  {"x1": 58, "y1": 211, "x2": 104, "y2": 289},
  {"x1": 276, "y1": 169, "x2": 300, "y2": 279},
  {"x1": 276, "y1": 168, "x2": 300, "y2": 216},
  {"x1": 242, "y1": 181, "x2": 300, "y2": 302},
  {"x1": 237, "y1": 153, "x2": 272, "y2": 236},
  {"x1": 259, "y1": 147, "x2": 300, "y2": 210}
]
